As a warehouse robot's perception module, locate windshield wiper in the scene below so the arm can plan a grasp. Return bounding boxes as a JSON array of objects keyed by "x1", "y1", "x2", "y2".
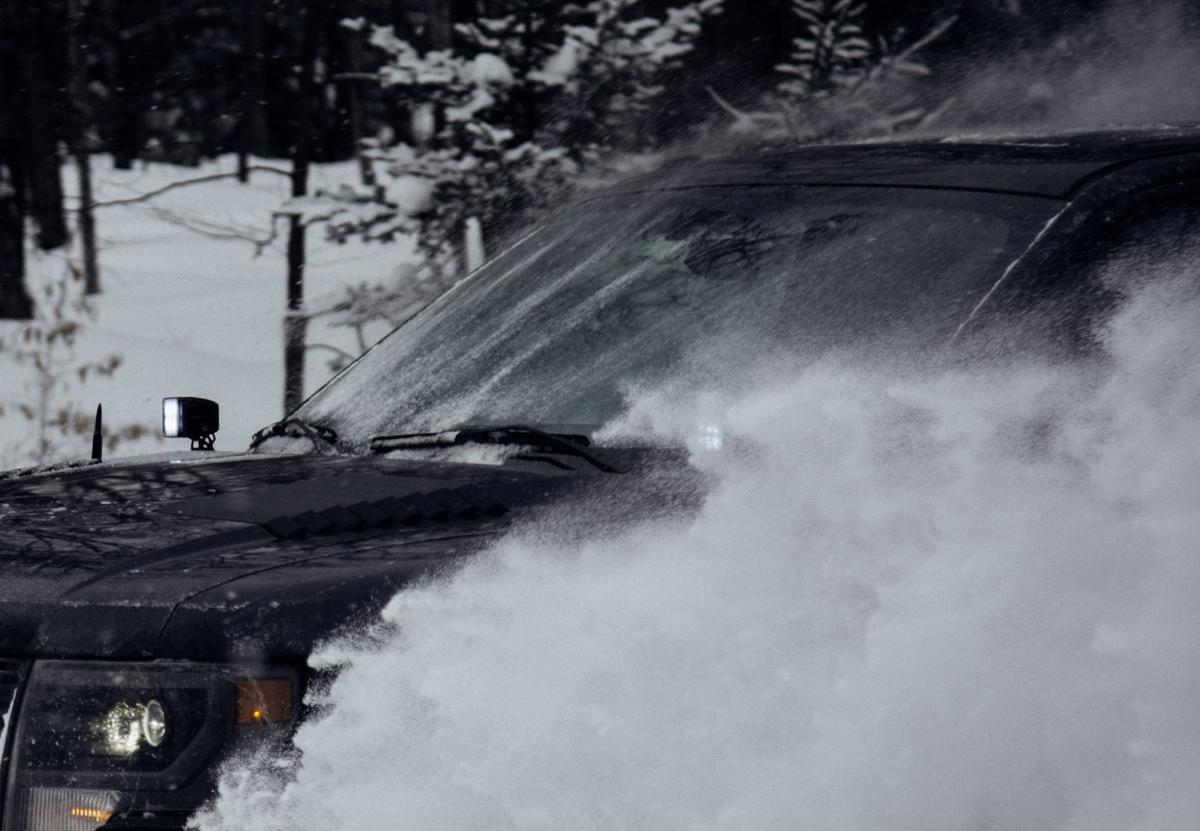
[
  {"x1": 369, "y1": 424, "x2": 623, "y2": 474},
  {"x1": 249, "y1": 417, "x2": 343, "y2": 454}
]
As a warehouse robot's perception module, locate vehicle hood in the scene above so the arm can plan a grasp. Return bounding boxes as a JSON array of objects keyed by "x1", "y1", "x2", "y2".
[{"x1": 0, "y1": 451, "x2": 643, "y2": 662}]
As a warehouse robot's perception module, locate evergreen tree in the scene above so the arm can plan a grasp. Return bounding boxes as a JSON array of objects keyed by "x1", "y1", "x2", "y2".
[{"x1": 776, "y1": 0, "x2": 871, "y2": 98}]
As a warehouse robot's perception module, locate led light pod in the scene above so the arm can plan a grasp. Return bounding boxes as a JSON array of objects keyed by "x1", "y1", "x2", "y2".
[
  {"x1": 161, "y1": 396, "x2": 220, "y2": 450},
  {"x1": 161, "y1": 398, "x2": 182, "y2": 438}
]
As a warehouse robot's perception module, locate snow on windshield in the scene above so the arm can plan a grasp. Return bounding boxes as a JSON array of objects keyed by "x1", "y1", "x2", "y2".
[{"x1": 298, "y1": 187, "x2": 1035, "y2": 445}]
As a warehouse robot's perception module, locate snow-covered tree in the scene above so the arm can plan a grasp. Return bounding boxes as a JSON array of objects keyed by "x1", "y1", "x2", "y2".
[
  {"x1": 776, "y1": 0, "x2": 872, "y2": 98},
  {"x1": 313, "y1": 0, "x2": 724, "y2": 334},
  {"x1": 709, "y1": 2, "x2": 955, "y2": 143},
  {"x1": 455, "y1": 0, "x2": 723, "y2": 151},
  {"x1": 318, "y1": 25, "x2": 578, "y2": 295}
]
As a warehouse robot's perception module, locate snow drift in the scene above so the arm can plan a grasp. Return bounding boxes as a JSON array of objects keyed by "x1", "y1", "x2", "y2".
[{"x1": 192, "y1": 264, "x2": 1200, "y2": 831}]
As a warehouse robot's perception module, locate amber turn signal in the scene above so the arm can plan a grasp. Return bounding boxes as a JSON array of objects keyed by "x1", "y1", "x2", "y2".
[
  {"x1": 70, "y1": 806, "x2": 114, "y2": 825},
  {"x1": 236, "y1": 678, "x2": 294, "y2": 725}
]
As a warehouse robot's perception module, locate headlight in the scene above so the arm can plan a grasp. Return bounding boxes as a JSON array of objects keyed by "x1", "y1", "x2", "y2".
[
  {"x1": 3, "y1": 661, "x2": 298, "y2": 830},
  {"x1": 98, "y1": 698, "x2": 168, "y2": 755}
]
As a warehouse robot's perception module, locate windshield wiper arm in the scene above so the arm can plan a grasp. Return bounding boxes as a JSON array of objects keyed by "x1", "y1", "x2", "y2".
[
  {"x1": 369, "y1": 424, "x2": 623, "y2": 474},
  {"x1": 249, "y1": 417, "x2": 343, "y2": 453}
]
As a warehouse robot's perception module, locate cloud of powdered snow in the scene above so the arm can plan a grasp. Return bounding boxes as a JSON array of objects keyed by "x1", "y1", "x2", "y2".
[
  {"x1": 669, "y1": 0, "x2": 1200, "y2": 158},
  {"x1": 935, "y1": 0, "x2": 1200, "y2": 134},
  {"x1": 192, "y1": 236, "x2": 1200, "y2": 831}
]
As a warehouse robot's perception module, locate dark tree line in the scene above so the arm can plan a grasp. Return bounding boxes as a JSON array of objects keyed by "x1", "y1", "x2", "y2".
[
  {"x1": 0, "y1": 0, "x2": 438, "y2": 322},
  {"x1": 0, "y1": 0, "x2": 1186, "y2": 324}
]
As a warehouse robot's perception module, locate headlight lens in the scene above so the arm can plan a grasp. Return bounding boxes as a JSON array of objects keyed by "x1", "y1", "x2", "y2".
[
  {"x1": 19, "y1": 668, "x2": 209, "y2": 775},
  {"x1": 3, "y1": 661, "x2": 297, "y2": 830},
  {"x1": 97, "y1": 698, "x2": 168, "y2": 755}
]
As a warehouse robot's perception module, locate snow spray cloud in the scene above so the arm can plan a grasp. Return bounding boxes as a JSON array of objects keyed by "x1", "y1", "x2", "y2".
[
  {"x1": 684, "y1": 0, "x2": 1200, "y2": 154},
  {"x1": 193, "y1": 269, "x2": 1200, "y2": 831},
  {"x1": 930, "y1": 0, "x2": 1200, "y2": 134}
]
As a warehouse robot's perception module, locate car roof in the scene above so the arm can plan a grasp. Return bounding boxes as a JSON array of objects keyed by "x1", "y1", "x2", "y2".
[{"x1": 610, "y1": 128, "x2": 1200, "y2": 200}]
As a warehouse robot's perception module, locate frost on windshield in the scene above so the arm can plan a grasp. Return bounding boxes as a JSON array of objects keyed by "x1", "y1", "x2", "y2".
[{"x1": 299, "y1": 188, "x2": 1018, "y2": 445}]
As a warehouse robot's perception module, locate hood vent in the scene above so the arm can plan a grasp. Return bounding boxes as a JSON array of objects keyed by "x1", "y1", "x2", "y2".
[{"x1": 167, "y1": 474, "x2": 509, "y2": 540}]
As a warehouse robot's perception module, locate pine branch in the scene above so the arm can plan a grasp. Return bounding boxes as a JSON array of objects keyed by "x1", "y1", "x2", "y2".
[
  {"x1": 707, "y1": 86, "x2": 783, "y2": 131},
  {"x1": 117, "y1": 0, "x2": 216, "y2": 40},
  {"x1": 893, "y1": 15, "x2": 957, "y2": 66}
]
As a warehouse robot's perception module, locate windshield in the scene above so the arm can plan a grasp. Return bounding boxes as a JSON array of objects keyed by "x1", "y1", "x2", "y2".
[{"x1": 293, "y1": 186, "x2": 1053, "y2": 445}]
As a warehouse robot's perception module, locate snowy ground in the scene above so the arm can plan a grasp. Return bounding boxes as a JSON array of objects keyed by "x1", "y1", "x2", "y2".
[{"x1": 0, "y1": 156, "x2": 414, "y2": 469}]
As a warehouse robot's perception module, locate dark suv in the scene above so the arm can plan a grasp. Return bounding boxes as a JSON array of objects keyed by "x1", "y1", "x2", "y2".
[{"x1": 2, "y1": 129, "x2": 1199, "y2": 829}]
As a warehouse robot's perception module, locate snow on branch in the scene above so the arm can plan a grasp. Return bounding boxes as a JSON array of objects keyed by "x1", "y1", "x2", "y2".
[
  {"x1": 710, "y1": 4, "x2": 957, "y2": 143},
  {"x1": 307, "y1": 0, "x2": 726, "y2": 338}
]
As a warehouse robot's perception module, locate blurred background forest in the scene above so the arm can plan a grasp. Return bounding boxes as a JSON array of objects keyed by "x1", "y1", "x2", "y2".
[{"x1": 1, "y1": 0, "x2": 1197, "y2": 467}]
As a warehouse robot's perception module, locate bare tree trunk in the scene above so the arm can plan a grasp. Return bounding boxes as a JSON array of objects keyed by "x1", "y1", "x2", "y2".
[
  {"x1": 343, "y1": 0, "x2": 376, "y2": 188},
  {"x1": 68, "y1": 0, "x2": 100, "y2": 294},
  {"x1": 427, "y1": 0, "x2": 452, "y2": 49},
  {"x1": 74, "y1": 156, "x2": 99, "y2": 295},
  {"x1": 514, "y1": 0, "x2": 539, "y2": 143},
  {"x1": 0, "y1": 165, "x2": 32, "y2": 320},
  {"x1": 21, "y1": 0, "x2": 68, "y2": 251},
  {"x1": 238, "y1": 0, "x2": 270, "y2": 183},
  {"x1": 0, "y1": 0, "x2": 32, "y2": 319},
  {"x1": 27, "y1": 160, "x2": 67, "y2": 252},
  {"x1": 283, "y1": 214, "x2": 308, "y2": 413},
  {"x1": 282, "y1": 0, "x2": 323, "y2": 415},
  {"x1": 464, "y1": 216, "x2": 485, "y2": 272},
  {"x1": 102, "y1": 0, "x2": 135, "y2": 170}
]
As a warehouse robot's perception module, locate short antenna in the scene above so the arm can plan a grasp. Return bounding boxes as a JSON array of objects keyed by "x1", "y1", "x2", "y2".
[{"x1": 91, "y1": 403, "x2": 103, "y2": 461}]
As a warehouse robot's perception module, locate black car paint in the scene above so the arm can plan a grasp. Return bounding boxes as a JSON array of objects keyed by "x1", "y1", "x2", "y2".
[
  {"x1": 611, "y1": 130, "x2": 1200, "y2": 199},
  {"x1": 4, "y1": 129, "x2": 1200, "y2": 827},
  {"x1": 0, "y1": 451, "x2": 664, "y2": 663}
]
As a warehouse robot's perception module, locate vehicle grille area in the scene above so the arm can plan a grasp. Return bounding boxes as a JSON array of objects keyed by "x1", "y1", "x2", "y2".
[
  {"x1": 0, "y1": 659, "x2": 21, "y2": 748},
  {"x1": 0, "y1": 659, "x2": 27, "y2": 825}
]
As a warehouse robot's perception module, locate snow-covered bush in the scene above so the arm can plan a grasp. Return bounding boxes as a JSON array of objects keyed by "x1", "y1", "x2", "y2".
[
  {"x1": 776, "y1": 0, "x2": 872, "y2": 98},
  {"x1": 457, "y1": 0, "x2": 723, "y2": 151},
  {"x1": 711, "y1": 1, "x2": 955, "y2": 142},
  {"x1": 0, "y1": 266, "x2": 152, "y2": 466},
  {"x1": 313, "y1": 0, "x2": 723, "y2": 336}
]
